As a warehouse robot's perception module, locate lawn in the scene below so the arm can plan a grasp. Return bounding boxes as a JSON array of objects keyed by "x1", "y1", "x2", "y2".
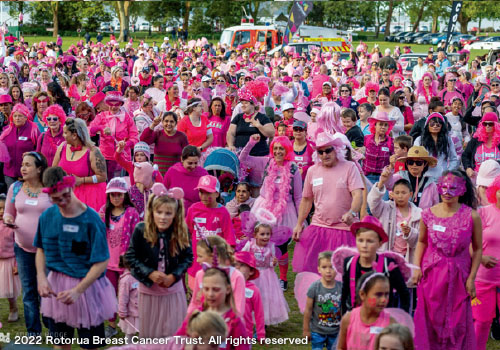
[{"x1": 1, "y1": 241, "x2": 500, "y2": 349}]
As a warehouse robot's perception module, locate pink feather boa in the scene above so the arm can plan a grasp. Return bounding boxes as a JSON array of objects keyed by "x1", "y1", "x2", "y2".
[{"x1": 260, "y1": 158, "x2": 293, "y2": 219}]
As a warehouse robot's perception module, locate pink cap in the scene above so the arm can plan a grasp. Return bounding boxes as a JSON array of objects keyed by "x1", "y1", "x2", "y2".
[
  {"x1": 195, "y1": 175, "x2": 220, "y2": 193},
  {"x1": 106, "y1": 177, "x2": 129, "y2": 194},
  {"x1": 0, "y1": 94, "x2": 13, "y2": 104},
  {"x1": 481, "y1": 112, "x2": 498, "y2": 123}
]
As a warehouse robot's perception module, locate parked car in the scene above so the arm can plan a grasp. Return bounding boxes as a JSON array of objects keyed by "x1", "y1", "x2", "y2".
[
  {"x1": 466, "y1": 36, "x2": 500, "y2": 50},
  {"x1": 400, "y1": 32, "x2": 416, "y2": 43},
  {"x1": 139, "y1": 22, "x2": 150, "y2": 31},
  {"x1": 416, "y1": 33, "x2": 441, "y2": 45},
  {"x1": 408, "y1": 32, "x2": 429, "y2": 43},
  {"x1": 399, "y1": 52, "x2": 460, "y2": 79},
  {"x1": 460, "y1": 34, "x2": 481, "y2": 47},
  {"x1": 100, "y1": 22, "x2": 113, "y2": 33},
  {"x1": 386, "y1": 31, "x2": 407, "y2": 42},
  {"x1": 431, "y1": 32, "x2": 460, "y2": 45},
  {"x1": 487, "y1": 48, "x2": 500, "y2": 65}
]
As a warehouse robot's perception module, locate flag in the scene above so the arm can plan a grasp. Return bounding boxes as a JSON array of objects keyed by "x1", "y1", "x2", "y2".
[
  {"x1": 445, "y1": 1, "x2": 463, "y2": 50},
  {"x1": 283, "y1": 1, "x2": 314, "y2": 45}
]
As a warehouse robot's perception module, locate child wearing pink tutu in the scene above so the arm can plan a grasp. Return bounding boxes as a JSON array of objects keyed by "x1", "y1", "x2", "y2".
[
  {"x1": 242, "y1": 222, "x2": 289, "y2": 325},
  {"x1": 0, "y1": 194, "x2": 20, "y2": 322},
  {"x1": 234, "y1": 251, "x2": 266, "y2": 341},
  {"x1": 117, "y1": 256, "x2": 139, "y2": 343},
  {"x1": 188, "y1": 236, "x2": 245, "y2": 316},
  {"x1": 99, "y1": 177, "x2": 140, "y2": 337},
  {"x1": 337, "y1": 272, "x2": 395, "y2": 350}
]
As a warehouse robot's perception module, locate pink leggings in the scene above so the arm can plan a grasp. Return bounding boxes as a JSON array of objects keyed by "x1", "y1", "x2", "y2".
[
  {"x1": 106, "y1": 269, "x2": 121, "y2": 323},
  {"x1": 472, "y1": 281, "x2": 500, "y2": 350}
]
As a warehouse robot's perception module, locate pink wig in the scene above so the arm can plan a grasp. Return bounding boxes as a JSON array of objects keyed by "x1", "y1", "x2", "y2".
[
  {"x1": 365, "y1": 82, "x2": 379, "y2": 96},
  {"x1": 43, "y1": 104, "x2": 67, "y2": 125},
  {"x1": 10, "y1": 103, "x2": 32, "y2": 122},
  {"x1": 316, "y1": 102, "x2": 344, "y2": 135},
  {"x1": 269, "y1": 136, "x2": 294, "y2": 161},
  {"x1": 416, "y1": 72, "x2": 438, "y2": 97},
  {"x1": 272, "y1": 82, "x2": 290, "y2": 96},
  {"x1": 473, "y1": 121, "x2": 500, "y2": 145},
  {"x1": 486, "y1": 175, "x2": 500, "y2": 204},
  {"x1": 245, "y1": 80, "x2": 269, "y2": 101}
]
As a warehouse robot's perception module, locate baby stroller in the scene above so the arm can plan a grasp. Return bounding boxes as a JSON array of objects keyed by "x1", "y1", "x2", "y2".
[{"x1": 202, "y1": 148, "x2": 240, "y2": 204}]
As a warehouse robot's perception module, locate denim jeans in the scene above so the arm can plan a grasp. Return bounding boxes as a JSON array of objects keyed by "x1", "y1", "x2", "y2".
[
  {"x1": 311, "y1": 332, "x2": 337, "y2": 350},
  {"x1": 14, "y1": 244, "x2": 47, "y2": 335}
]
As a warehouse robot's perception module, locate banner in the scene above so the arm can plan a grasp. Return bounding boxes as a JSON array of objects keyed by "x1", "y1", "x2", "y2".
[
  {"x1": 283, "y1": 1, "x2": 314, "y2": 45},
  {"x1": 444, "y1": 0, "x2": 463, "y2": 50}
]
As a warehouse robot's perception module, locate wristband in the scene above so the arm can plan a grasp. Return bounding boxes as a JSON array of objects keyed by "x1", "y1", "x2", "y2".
[{"x1": 92, "y1": 175, "x2": 98, "y2": 184}]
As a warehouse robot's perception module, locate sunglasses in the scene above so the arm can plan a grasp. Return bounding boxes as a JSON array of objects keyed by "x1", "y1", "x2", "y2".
[
  {"x1": 333, "y1": 69, "x2": 340, "y2": 72},
  {"x1": 399, "y1": 96, "x2": 405, "y2": 100},
  {"x1": 340, "y1": 90, "x2": 350, "y2": 93},
  {"x1": 483, "y1": 121, "x2": 495, "y2": 127},
  {"x1": 448, "y1": 79, "x2": 457, "y2": 82},
  {"x1": 406, "y1": 159, "x2": 426, "y2": 166},
  {"x1": 245, "y1": 78, "x2": 252, "y2": 81},
  {"x1": 46, "y1": 117, "x2": 58, "y2": 122},
  {"x1": 382, "y1": 73, "x2": 389, "y2": 76},
  {"x1": 216, "y1": 79, "x2": 225, "y2": 83},
  {"x1": 293, "y1": 127, "x2": 305, "y2": 132},
  {"x1": 317, "y1": 147, "x2": 334, "y2": 155},
  {"x1": 491, "y1": 84, "x2": 500, "y2": 87},
  {"x1": 429, "y1": 121, "x2": 442, "y2": 127}
]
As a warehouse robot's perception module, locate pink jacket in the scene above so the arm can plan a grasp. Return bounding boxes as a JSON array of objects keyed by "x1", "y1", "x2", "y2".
[
  {"x1": 36, "y1": 128, "x2": 65, "y2": 166},
  {"x1": 89, "y1": 110, "x2": 139, "y2": 161},
  {"x1": 0, "y1": 223, "x2": 15, "y2": 258},
  {"x1": 0, "y1": 122, "x2": 39, "y2": 177},
  {"x1": 118, "y1": 270, "x2": 139, "y2": 319},
  {"x1": 244, "y1": 281, "x2": 265, "y2": 340},
  {"x1": 188, "y1": 267, "x2": 246, "y2": 317}
]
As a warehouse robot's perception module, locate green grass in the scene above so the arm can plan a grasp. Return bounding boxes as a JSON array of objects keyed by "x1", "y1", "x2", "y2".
[{"x1": 2, "y1": 241, "x2": 500, "y2": 349}]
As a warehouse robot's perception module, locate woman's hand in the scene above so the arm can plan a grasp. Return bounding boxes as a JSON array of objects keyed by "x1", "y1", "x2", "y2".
[
  {"x1": 116, "y1": 142, "x2": 125, "y2": 154},
  {"x1": 466, "y1": 276, "x2": 476, "y2": 299},
  {"x1": 411, "y1": 268, "x2": 422, "y2": 286},
  {"x1": 74, "y1": 176, "x2": 84, "y2": 186},
  {"x1": 250, "y1": 134, "x2": 261, "y2": 143},
  {"x1": 103, "y1": 127, "x2": 111, "y2": 136},
  {"x1": 466, "y1": 168, "x2": 476, "y2": 178},
  {"x1": 481, "y1": 255, "x2": 498, "y2": 269},
  {"x1": 250, "y1": 116, "x2": 262, "y2": 129},
  {"x1": 159, "y1": 274, "x2": 176, "y2": 288},
  {"x1": 117, "y1": 140, "x2": 126, "y2": 149},
  {"x1": 151, "y1": 115, "x2": 162, "y2": 128},
  {"x1": 57, "y1": 288, "x2": 83, "y2": 305}
]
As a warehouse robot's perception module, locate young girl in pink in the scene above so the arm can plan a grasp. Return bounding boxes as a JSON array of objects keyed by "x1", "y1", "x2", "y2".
[
  {"x1": 99, "y1": 177, "x2": 140, "y2": 337},
  {"x1": 242, "y1": 222, "x2": 289, "y2": 325},
  {"x1": 186, "y1": 175, "x2": 236, "y2": 290},
  {"x1": 337, "y1": 272, "x2": 395, "y2": 350},
  {"x1": 187, "y1": 236, "x2": 245, "y2": 316},
  {"x1": 176, "y1": 268, "x2": 250, "y2": 350},
  {"x1": 0, "y1": 194, "x2": 20, "y2": 322},
  {"x1": 117, "y1": 256, "x2": 139, "y2": 343},
  {"x1": 235, "y1": 251, "x2": 265, "y2": 341}
]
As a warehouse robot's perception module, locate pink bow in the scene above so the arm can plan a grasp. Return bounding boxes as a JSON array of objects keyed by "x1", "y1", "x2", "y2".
[
  {"x1": 201, "y1": 262, "x2": 230, "y2": 275},
  {"x1": 150, "y1": 183, "x2": 184, "y2": 200}
]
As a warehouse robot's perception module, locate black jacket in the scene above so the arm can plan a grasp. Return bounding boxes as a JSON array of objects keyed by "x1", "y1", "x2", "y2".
[
  {"x1": 125, "y1": 222, "x2": 193, "y2": 287},
  {"x1": 462, "y1": 137, "x2": 500, "y2": 171},
  {"x1": 345, "y1": 125, "x2": 365, "y2": 148}
]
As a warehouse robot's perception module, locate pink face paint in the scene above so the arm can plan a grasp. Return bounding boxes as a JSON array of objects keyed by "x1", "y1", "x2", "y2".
[
  {"x1": 437, "y1": 173, "x2": 466, "y2": 197},
  {"x1": 367, "y1": 297, "x2": 377, "y2": 308}
]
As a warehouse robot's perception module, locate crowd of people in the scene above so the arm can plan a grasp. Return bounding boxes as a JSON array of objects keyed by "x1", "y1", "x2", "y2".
[{"x1": 0, "y1": 33, "x2": 499, "y2": 350}]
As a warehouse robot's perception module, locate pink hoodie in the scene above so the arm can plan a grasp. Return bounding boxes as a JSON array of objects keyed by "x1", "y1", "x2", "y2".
[
  {"x1": 118, "y1": 270, "x2": 139, "y2": 319},
  {"x1": 163, "y1": 162, "x2": 208, "y2": 211}
]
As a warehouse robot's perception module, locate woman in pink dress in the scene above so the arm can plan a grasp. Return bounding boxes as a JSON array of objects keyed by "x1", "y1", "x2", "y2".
[
  {"x1": 412, "y1": 170, "x2": 482, "y2": 350},
  {"x1": 53, "y1": 118, "x2": 107, "y2": 211}
]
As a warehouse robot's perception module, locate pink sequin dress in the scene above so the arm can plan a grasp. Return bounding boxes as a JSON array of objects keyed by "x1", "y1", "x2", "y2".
[
  {"x1": 242, "y1": 239, "x2": 289, "y2": 325},
  {"x1": 58, "y1": 143, "x2": 106, "y2": 211},
  {"x1": 414, "y1": 204, "x2": 476, "y2": 350}
]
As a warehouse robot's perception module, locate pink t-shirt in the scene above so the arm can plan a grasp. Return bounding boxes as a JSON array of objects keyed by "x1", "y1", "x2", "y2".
[
  {"x1": 206, "y1": 114, "x2": 230, "y2": 148},
  {"x1": 474, "y1": 144, "x2": 500, "y2": 172},
  {"x1": 186, "y1": 202, "x2": 236, "y2": 277},
  {"x1": 393, "y1": 207, "x2": 411, "y2": 257},
  {"x1": 4, "y1": 185, "x2": 52, "y2": 253},
  {"x1": 303, "y1": 161, "x2": 364, "y2": 230},
  {"x1": 177, "y1": 114, "x2": 212, "y2": 147},
  {"x1": 346, "y1": 307, "x2": 391, "y2": 350},
  {"x1": 477, "y1": 205, "x2": 500, "y2": 283}
]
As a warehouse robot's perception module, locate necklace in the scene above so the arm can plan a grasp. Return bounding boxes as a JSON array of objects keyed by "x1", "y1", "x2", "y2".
[{"x1": 24, "y1": 184, "x2": 40, "y2": 198}]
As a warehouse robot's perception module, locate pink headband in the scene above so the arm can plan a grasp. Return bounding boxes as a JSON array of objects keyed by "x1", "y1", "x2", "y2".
[{"x1": 42, "y1": 176, "x2": 75, "y2": 194}]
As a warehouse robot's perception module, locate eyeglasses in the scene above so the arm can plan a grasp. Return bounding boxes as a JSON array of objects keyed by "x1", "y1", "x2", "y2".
[
  {"x1": 429, "y1": 121, "x2": 442, "y2": 127},
  {"x1": 483, "y1": 121, "x2": 495, "y2": 127},
  {"x1": 216, "y1": 79, "x2": 225, "y2": 83},
  {"x1": 406, "y1": 159, "x2": 426, "y2": 166},
  {"x1": 382, "y1": 73, "x2": 389, "y2": 76},
  {"x1": 293, "y1": 127, "x2": 305, "y2": 132},
  {"x1": 317, "y1": 147, "x2": 334, "y2": 155},
  {"x1": 340, "y1": 90, "x2": 350, "y2": 93},
  {"x1": 398, "y1": 96, "x2": 405, "y2": 100},
  {"x1": 245, "y1": 77, "x2": 252, "y2": 81},
  {"x1": 46, "y1": 117, "x2": 58, "y2": 122}
]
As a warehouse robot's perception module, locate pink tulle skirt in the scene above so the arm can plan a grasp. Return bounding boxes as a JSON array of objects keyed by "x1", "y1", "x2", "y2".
[
  {"x1": 292, "y1": 225, "x2": 355, "y2": 273},
  {"x1": 139, "y1": 289, "x2": 187, "y2": 338},
  {"x1": 253, "y1": 267, "x2": 289, "y2": 325},
  {"x1": 252, "y1": 196, "x2": 298, "y2": 230},
  {"x1": 74, "y1": 182, "x2": 107, "y2": 212},
  {"x1": 118, "y1": 316, "x2": 139, "y2": 335},
  {"x1": 40, "y1": 271, "x2": 117, "y2": 329},
  {"x1": 0, "y1": 257, "x2": 21, "y2": 298}
]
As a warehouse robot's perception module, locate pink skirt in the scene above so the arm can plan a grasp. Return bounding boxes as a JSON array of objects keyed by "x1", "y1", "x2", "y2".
[
  {"x1": 40, "y1": 271, "x2": 117, "y2": 329},
  {"x1": 253, "y1": 267, "x2": 289, "y2": 325},
  {"x1": 74, "y1": 182, "x2": 106, "y2": 212},
  {"x1": 0, "y1": 257, "x2": 21, "y2": 298},
  {"x1": 139, "y1": 288, "x2": 187, "y2": 338},
  {"x1": 292, "y1": 225, "x2": 355, "y2": 273},
  {"x1": 118, "y1": 316, "x2": 139, "y2": 335}
]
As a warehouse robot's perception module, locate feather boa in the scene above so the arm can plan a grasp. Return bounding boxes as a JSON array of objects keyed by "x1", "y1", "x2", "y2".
[{"x1": 260, "y1": 159, "x2": 293, "y2": 219}]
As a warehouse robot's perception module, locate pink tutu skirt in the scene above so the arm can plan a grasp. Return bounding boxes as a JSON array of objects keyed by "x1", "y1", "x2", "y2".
[
  {"x1": 40, "y1": 271, "x2": 117, "y2": 329},
  {"x1": 0, "y1": 257, "x2": 21, "y2": 298},
  {"x1": 74, "y1": 182, "x2": 106, "y2": 212},
  {"x1": 253, "y1": 196, "x2": 298, "y2": 229},
  {"x1": 118, "y1": 316, "x2": 139, "y2": 335},
  {"x1": 292, "y1": 225, "x2": 355, "y2": 273},
  {"x1": 139, "y1": 283, "x2": 187, "y2": 338},
  {"x1": 253, "y1": 267, "x2": 289, "y2": 325}
]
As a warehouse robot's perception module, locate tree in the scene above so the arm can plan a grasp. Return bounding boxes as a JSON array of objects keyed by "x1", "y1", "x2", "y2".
[
  {"x1": 51, "y1": 2, "x2": 58, "y2": 37},
  {"x1": 112, "y1": 1, "x2": 132, "y2": 41}
]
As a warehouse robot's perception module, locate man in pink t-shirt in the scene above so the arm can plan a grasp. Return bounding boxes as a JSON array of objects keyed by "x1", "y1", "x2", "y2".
[{"x1": 292, "y1": 132, "x2": 364, "y2": 273}]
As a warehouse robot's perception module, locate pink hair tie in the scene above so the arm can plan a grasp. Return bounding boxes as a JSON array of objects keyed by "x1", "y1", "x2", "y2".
[{"x1": 42, "y1": 176, "x2": 76, "y2": 194}]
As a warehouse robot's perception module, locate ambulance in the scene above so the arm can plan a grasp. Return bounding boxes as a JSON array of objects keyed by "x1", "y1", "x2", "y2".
[{"x1": 219, "y1": 18, "x2": 352, "y2": 52}]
